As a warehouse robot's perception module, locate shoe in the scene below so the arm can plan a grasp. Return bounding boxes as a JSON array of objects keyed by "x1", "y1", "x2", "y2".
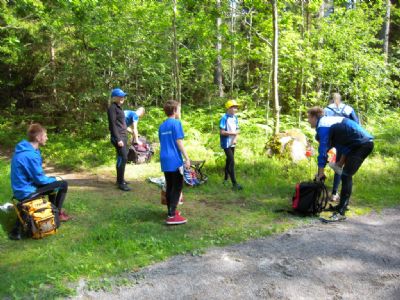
[
  {"x1": 328, "y1": 162, "x2": 343, "y2": 176},
  {"x1": 8, "y1": 229, "x2": 21, "y2": 240},
  {"x1": 59, "y1": 210, "x2": 71, "y2": 222},
  {"x1": 232, "y1": 183, "x2": 243, "y2": 191},
  {"x1": 329, "y1": 212, "x2": 346, "y2": 222},
  {"x1": 165, "y1": 214, "x2": 187, "y2": 225},
  {"x1": 175, "y1": 210, "x2": 181, "y2": 216},
  {"x1": 118, "y1": 184, "x2": 131, "y2": 191},
  {"x1": 116, "y1": 180, "x2": 130, "y2": 185},
  {"x1": 331, "y1": 193, "x2": 340, "y2": 202}
]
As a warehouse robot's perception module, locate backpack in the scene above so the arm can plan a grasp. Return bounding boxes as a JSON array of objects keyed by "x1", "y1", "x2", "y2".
[
  {"x1": 127, "y1": 137, "x2": 154, "y2": 164},
  {"x1": 292, "y1": 181, "x2": 329, "y2": 215},
  {"x1": 183, "y1": 160, "x2": 208, "y2": 186},
  {"x1": 326, "y1": 105, "x2": 349, "y2": 118},
  {"x1": 15, "y1": 197, "x2": 59, "y2": 239}
]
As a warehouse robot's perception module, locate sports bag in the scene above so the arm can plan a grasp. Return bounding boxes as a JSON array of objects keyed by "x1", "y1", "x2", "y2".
[
  {"x1": 183, "y1": 160, "x2": 208, "y2": 186},
  {"x1": 16, "y1": 197, "x2": 59, "y2": 239},
  {"x1": 127, "y1": 137, "x2": 154, "y2": 164},
  {"x1": 292, "y1": 181, "x2": 329, "y2": 215}
]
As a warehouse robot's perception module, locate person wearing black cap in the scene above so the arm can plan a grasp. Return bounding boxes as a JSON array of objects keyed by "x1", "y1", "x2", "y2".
[{"x1": 107, "y1": 88, "x2": 131, "y2": 191}]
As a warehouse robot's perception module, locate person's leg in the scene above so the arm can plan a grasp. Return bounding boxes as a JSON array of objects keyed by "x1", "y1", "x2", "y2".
[
  {"x1": 164, "y1": 170, "x2": 183, "y2": 217},
  {"x1": 223, "y1": 148, "x2": 231, "y2": 181},
  {"x1": 164, "y1": 171, "x2": 174, "y2": 215},
  {"x1": 113, "y1": 137, "x2": 129, "y2": 189},
  {"x1": 224, "y1": 147, "x2": 237, "y2": 185},
  {"x1": 337, "y1": 142, "x2": 374, "y2": 215},
  {"x1": 30, "y1": 181, "x2": 68, "y2": 211},
  {"x1": 229, "y1": 147, "x2": 237, "y2": 185},
  {"x1": 332, "y1": 152, "x2": 342, "y2": 196}
]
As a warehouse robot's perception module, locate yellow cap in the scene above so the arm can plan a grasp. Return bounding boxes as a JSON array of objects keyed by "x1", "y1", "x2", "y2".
[{"x1": 225, "y1": 100, "x2": 239, "y2": 109}]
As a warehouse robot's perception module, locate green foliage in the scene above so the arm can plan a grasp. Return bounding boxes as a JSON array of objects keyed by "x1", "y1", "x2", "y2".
[{"x1": 0, "y1": 106, "x2": 399, "y2": 298}]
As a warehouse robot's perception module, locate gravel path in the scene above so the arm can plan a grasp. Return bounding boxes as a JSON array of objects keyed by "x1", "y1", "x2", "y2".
[{"x1": 74, "y1": 208, "x2": 400, "y2": 300}]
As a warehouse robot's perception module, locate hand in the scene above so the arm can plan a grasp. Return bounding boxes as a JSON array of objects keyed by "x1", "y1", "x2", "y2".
[
  {"x1": 184, "y1": 159, "x2": 191, "y2": 169},
  {"x1": 315, "y1": 173, "x2": 326, "y2": 182},
  {"x1": 118, "y1": 140, "x2": 124, "y2": 147}
]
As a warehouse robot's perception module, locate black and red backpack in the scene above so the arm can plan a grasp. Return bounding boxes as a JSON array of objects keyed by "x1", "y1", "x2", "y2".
[{"x1": 292, "y1": 181, "x2": 329, "y2": 215}]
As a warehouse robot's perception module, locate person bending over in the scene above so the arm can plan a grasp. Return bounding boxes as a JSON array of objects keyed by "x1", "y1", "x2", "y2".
[{"x1": 307, "y1": 107, "x2": 373, "y2": 221}]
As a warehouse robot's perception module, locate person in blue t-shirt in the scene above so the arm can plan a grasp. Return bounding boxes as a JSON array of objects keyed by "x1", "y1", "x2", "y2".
[
  {"x1": 220, "y1": 100, "x2": 242, "y2": 190},
  {"x1": 124, "y1": 107, "x2": 145, "y2": 145},
  {"x1": 308, "y1": 107, "x2": 374, "y2": 221},
  {"x1": 324, "y1": 93, "x2": 359, "y2": 202},
  {"x1": 159, "y1": 100, "x2": 190, "y2": 225}
]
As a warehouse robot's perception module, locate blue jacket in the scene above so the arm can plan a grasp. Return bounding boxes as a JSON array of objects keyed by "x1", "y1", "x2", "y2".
[
  {"x1": 315, "y1": 117, "x2": 373, "y2": 168},
  {"x1": 329, "y1": 118, "x2": 373, "y2": 156},
  {"x1": 11, "y1": 140, "x2": 56, "y2": 200}
]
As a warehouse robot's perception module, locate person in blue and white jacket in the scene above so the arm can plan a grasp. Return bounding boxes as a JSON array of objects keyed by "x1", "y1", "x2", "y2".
[
  {"x1": 324, "y1": 93, "x2": 359, "y2": 201},
  {"x1": 307, "y1": 107, "x2": 374, "y2": 221},
  {"x1": 220, "y1": 100, "x2": 242, "y2": 190},
  {"x1": 324, "y1": 93, "x2": 359, "y2": 123}
]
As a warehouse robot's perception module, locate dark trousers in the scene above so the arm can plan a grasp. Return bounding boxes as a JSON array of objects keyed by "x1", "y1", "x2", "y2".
[
  {"x1": 224, "y1": 147, "x2": 237, "y2": 185},
  {"x1": 164, "y1": 170, "x2": 183, "y2": 217},
  {"x1": 332, "y1": 151, "x2": 343, "y2": 195},
  {"x1": 12, "y1": 180, "x2": 68, "y2": 232},
  {"x1": 338, "y1": 142, "x2": 374, "y2": 215},
  {"x1": 112, "y1": 137, "x2": 128, "y2": 184}
]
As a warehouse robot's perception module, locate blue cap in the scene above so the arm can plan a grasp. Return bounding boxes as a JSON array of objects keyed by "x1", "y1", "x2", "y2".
[{"x1": 111, "y1": 88, "x2": 127, "y2": 97}]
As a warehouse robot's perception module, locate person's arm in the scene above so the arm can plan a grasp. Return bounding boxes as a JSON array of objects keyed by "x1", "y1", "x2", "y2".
[
  {"x1": 26, "y1": 156, "x2": 56, "y2": 186},
  {"x1": 316, "y1": 127, "x2": 330, "y2": 180},
  {"x1": 176, "y1": 139, "x2": 190, "y2": 169},
  {"x1": 132, "y1": 122, "x2": 142, "y2": 145},
  {"x1": 107, "y1": 105, "x2": 122, "y2": 146},
  {"x1": 350, "y1": 110, "x2": 359, "y2": 124},
  {"x1": 220, "y1": 129, "x2": 237, "y2": 136}
]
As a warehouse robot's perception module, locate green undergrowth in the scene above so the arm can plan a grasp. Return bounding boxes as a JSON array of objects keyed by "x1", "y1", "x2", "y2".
[{"x1": 0, "y1": 107, "x2": 399, "y2": 298}]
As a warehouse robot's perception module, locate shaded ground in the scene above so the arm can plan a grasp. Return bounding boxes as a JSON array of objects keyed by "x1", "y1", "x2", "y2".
[{"x1": 73, "y1": 208, "x2": 400, "y2": 300}]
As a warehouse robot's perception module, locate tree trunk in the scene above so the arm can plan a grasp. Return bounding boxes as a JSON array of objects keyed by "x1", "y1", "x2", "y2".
[
  {"x1": 50, "y1": 37, "x2": 57, "y2": 105},
  {"x1": 215, "y1": 0, "x2": 224, "y2": 97},
  {"x1": 230, "y1": 0, "x2": 236, "y2": 95},
  {"x1": 246, "y1": 9, "x2": 253, "y2": 87},
  {"x1": 383, "y1": 0, "x2": 391, "y2": 64},
  {"x1": 172, "y1": 0, "x2": 181, "y2": 103},
  {"x1": 271, "y1": 0, "x2": 280, "y2": 135}
]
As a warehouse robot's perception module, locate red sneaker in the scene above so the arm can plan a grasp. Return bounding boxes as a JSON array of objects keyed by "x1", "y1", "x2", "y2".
[
  {"x1": 59, "y1": 210, "x2": 71, "y2": 222},
  {"x1": 165, "y1": 214, "x2": 187, "y2": 225},
  {"x1": 175, "y1": 210, "x2": 181, "y2": 216}
]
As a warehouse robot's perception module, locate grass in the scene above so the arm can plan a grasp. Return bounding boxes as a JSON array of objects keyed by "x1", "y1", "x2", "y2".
[{"x1": 0, "y1": 107, "x2": 399, "y2": 298}]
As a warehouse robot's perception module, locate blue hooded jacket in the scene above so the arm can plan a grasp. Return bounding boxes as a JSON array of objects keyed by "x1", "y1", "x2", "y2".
[
  {"x1": 11, "y1": 140, "x2": 56, "y2": 200},
  {"x1": 315, "y1": 117, "x2": 373, "y2": 168}
]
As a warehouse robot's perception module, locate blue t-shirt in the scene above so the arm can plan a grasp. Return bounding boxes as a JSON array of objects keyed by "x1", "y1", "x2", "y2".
[
  {"x1": 124, "y1": 110, "x2": 139, "y2": 127},
  {"x1": 219, "y1": 113, "x2": 239, "y2": 149},
  {"x1": 159, "y1": 118, "x2": 185, "y2": 172}
]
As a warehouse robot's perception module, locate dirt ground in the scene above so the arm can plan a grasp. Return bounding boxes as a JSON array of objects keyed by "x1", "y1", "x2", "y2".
[{"x1": 72, "y1": 207, "x2": 400, "y2": 300}]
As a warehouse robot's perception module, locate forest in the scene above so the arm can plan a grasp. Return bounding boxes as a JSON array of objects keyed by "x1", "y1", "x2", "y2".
[
  {"x1": 1, "y1": 0, "x2": 399, "y2": 126},
  {"x1": 0, "y1": 0, "x2": 400, "y2": 298}
]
